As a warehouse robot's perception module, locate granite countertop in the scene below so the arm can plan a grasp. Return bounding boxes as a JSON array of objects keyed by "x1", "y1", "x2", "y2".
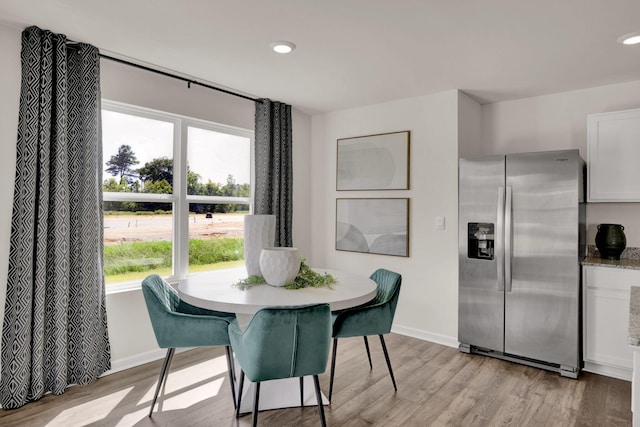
[
  {"x1": 629, "y1": 286, "x2": 640, "y2": 346},
  {"x1": 582, "y1": 246, "x2": 640, "y2": 270},
  {"x1": 582, "y1": 257, "x2": 640, "y2": 270}
]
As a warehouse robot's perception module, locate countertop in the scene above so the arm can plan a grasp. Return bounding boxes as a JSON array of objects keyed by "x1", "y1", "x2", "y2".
[
  {"x1": 582, "y1": 246, "x2": 640, "y2": 271},
  {"x1": 582, "y1": 257, "x2": 640, "y2": 270}
]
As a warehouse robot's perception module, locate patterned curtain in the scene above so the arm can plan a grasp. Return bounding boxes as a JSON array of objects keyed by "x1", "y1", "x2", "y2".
[
  {"x1": 0, "y1": 26, "x2": 111, "y2": 409},
  {"x1": 254, "y1": 99, "x2": 293, "y2": 247}
]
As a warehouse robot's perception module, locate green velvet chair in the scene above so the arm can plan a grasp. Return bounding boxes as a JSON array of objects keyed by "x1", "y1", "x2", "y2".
[
  {"x1": 141, "y1": 274, "x2": 238, "y2": 417},
  {"x1": 328, "y1": 268, "x2": 402, "y2": 401},
  {"x1": 228, "y1": 303, "x2": 331, "y2": 427}
]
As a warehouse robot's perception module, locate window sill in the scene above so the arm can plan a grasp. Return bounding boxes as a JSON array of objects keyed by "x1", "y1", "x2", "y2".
[
  {"x1": 105, "y1": 279, "x2": 147, "y2": 295},
  {"x1": 105, "y1": 275, "x2": 184, "y2": 295},
  {"x1": 104, "y1": 267, "x2": 246, "y2": 295}
]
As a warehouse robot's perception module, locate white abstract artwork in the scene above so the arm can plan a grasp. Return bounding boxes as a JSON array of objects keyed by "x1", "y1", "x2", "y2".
[
  {"x1": 336, "y1": 198, "x2": 409, "y2": 257},
  {"x1": 336, "y1": 131, "x2": 410, "y2": 191}
]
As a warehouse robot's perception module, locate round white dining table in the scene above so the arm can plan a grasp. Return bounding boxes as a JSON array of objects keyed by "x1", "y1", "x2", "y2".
[
  {"x1": 177, "y1": 265, "x2": 377, "y2": 413},
  {"x1": 178, "y1": 266, "x2": 377, "y2": 316}
]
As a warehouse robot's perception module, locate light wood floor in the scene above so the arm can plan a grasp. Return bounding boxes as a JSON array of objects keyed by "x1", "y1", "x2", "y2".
[{"x1": 0, "y1": 333, "x2": 632, "y2": 426}]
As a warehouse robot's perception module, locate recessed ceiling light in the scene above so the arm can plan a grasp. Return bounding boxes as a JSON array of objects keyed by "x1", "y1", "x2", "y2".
[
  {"x1": 270, "y1": 40, "x2": 296, "y2": 54},
  {"x1": 617, "y1": 32, "x2": 640, "y2": 45}
]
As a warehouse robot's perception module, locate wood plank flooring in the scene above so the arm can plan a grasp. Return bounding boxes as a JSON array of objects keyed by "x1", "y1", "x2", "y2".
[{"x1": 0, "y1": 333, "x2": 632, "y2": 426}]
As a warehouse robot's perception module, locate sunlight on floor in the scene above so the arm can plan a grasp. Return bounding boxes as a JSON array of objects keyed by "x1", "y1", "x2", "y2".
[
  {"x1": 154, "y1": 378, "x2": 224, "y2": 412},
  {"x1": 118, "y1": 378, "x2": 224, "y2": 426},
  {"x1": 46, "y1": 388, "x2": 133, "y2": 427},
  {"x1": 42, "y1": 354, "x2": 230, "y2": 426},
  {"x1": 137, "y1": 355, "x2": 228, "y2": 404}
]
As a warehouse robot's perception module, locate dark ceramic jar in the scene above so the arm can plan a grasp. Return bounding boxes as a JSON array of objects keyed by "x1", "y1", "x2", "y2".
[{"x1": 595, "y1": 224, "x2": 626, "y2": 260}]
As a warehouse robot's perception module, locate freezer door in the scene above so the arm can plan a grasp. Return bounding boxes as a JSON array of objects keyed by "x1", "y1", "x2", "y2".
[
  {"x1": 504, "y1": 150, "x2": 581, "y2": 367},
  {"x1": 458, "y1": 156, "x2": 505, "y2": 351}
]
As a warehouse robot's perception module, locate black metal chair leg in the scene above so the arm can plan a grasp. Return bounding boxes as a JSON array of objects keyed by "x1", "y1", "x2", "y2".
[
  {"x1": 236, "y1": 370, "x2": 245, "y2": 418},
  {"x1": 363, "y1": 336, "x2": 373, "y2": 369},
  {"x1": 313, "y1": 374, "x2": 327, "y2": 427},
  {"x1": 252, "y1": 382, "x2": 261, "y2": 427},
  {"x1": 328, "y1": 338, "x2": 338, "y2": 401},
  {"x1": 379, "y1": 334, "x2": 397, "y2": 391},
  {"x1": 299, "y1": 376, "x2": 304, "y2": 406},
  {"x1": 225, "y1": 346, "x2": 237, "y2": 409},
  {"x1": 149, "y1": 347, "x2": 175, "y2": 417}
]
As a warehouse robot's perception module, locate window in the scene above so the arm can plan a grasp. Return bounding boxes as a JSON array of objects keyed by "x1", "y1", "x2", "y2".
[{"x1": 102, "y1": 100, "x2": 252, "y2": 289}]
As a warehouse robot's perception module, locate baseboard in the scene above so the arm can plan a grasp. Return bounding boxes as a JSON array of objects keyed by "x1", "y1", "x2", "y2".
[
  {"x1": 75, "y1": 333, "x2": 636, "y2": 389},
  {"x1": 101, "y1": 347, "x2": 192, "y2": 377},
  {"x1": 391, "y1": 324, "x2": 459, "y2": 349},
  {"x1": 101, "y1": 327, "x2": 458, "y2": 379},
  {"x1": 583, "y1": 361, "x2": 632, "y2": 382}
]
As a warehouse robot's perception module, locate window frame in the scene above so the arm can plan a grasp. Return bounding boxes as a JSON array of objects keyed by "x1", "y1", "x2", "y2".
[{"x1": 102, "y1": 100, "x2": 254, "y2": 292}]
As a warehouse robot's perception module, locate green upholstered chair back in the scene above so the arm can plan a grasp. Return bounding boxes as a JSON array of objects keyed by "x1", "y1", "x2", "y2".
[
  {"x1": 141, "y1": 274, "x2": 233, "y2": 349},
  {"x1": 370, "y1": 268, "x2": 402, "y2": 319},
  {"x1": 331, "y1": 268, "x2": 402, "y2": 338},
  {"x1": 142, "y1": 274, "x2": 181, "y2": 312},
  {"x1": 228, "y1": 304, "x2": 331, "y2": 383}
]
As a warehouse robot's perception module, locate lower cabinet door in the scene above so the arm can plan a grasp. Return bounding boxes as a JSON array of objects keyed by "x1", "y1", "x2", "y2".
[{"x1": 583, "y1": 265, "x2": 640, "y2": 380}]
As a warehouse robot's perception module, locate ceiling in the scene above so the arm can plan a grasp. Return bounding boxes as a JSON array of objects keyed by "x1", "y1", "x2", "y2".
[{"x1": 1, "y1": 0, "x2": 640, "y2": 114}]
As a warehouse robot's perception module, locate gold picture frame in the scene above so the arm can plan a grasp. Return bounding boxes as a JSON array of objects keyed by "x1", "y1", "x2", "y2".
[
  {"x1": 336, "y1": 131, "x2": 410, "y2": 191},
  {"x1": 335, "y1": 198, "x2": 409, "y2": 257}
]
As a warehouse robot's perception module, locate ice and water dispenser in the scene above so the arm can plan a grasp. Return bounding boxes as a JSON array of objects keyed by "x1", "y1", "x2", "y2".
[{"x1": 468, "y1": 223, "x2": 494, "y2": 260}]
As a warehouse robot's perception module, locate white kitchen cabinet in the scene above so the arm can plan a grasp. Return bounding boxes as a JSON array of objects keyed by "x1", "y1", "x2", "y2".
[
  {"x1": 588, "y1": 108, "x2": 640, "y2": 202},
  {"x1": 632, "y1": 346, "x2": 640, "y2": 426},
  {"x1": 583, "y1": 265, "x2": 640, "y2": 380}
]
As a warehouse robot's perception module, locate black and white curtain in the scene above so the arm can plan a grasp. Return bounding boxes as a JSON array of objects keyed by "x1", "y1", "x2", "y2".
[
  {"x1": 0, "y1": 26, "x2": 111, "y2": 409},
  {"x1": 254, "y1": 99, "x2": 293, "y2": 247}
]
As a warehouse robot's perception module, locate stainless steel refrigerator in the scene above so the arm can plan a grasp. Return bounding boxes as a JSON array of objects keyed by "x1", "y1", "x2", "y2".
[{"x1": 458, "y1": 149, "x2": 585, "y2": 378}]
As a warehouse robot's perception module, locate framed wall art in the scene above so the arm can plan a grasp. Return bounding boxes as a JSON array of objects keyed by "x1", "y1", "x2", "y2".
[
  {"x1": 335, "y1": 198, "x2": 409, "y2": 257},
  {"x1": 336, "y1": 131, "x2": 410, "y2": 191}
]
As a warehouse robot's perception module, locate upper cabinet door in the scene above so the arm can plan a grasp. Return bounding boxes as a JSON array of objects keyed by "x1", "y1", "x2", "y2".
[{"x1": 588, "y1": 108, "x2": 640, "y2": 202}]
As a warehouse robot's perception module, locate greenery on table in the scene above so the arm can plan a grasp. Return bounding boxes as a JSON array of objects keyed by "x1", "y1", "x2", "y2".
[
  {"x1": 233, "y1": 260, "x2": 336, "y2": 290},
  {"x1": 286, "y1": 261, "x2": 336, "y2": 290},
  {"x1": 234, "y1": 274, "x2": 267, "y2": 290}
]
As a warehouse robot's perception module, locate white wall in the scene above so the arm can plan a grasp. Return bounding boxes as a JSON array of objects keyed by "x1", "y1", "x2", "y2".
[
  {"x1": 481, "y1": 81, "x2": 640, "y2": 247},
  {"x1": 309, "y1": 90, "x2": 469, "y2": 346},
  {"x1": 0, "y1": 22, "x2": 313, "y2": 373},
  {"x1": 458, "y1": 91, "x2": 483, "y2": 158},
  {"x1": 0, "y1": 23, "x2": 21, "y2": 348}
]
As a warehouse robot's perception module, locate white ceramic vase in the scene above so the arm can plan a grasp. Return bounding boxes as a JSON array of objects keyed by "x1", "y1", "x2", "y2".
[
  {"x1": 259, "y1": 247, "x2": 301, "y2": 287},
  {"x1": 244, "y1": 214, "x2": 276, "y2": 277}
]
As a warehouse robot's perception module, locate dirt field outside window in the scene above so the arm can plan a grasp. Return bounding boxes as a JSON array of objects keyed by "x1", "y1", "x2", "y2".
[{"x1": 104, "y1": 212, "x2": 245, "y2": 243}]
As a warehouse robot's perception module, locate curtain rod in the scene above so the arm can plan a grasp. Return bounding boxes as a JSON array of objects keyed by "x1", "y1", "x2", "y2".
[{"x1": 99, "y1": 53, "x2": 260, "y2": 103}]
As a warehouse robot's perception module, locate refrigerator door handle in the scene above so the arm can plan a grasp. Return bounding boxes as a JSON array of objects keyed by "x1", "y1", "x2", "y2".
[
  {"x1": 505, "y1": 186, "x2": 513, "y2": 292},
  {"x1": 496, "y1": 187, "x2": 505, "y2": 292}
]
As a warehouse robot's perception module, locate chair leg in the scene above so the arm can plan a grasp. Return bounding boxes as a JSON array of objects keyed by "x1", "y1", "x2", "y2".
[
  {"x1": 299, "y1": 376, "x2": 304, "y2": 407},
  {"x1": 225, "y1": 346, "x2": 237, "y2": 409},
  {"x1": 363, "y1": 336, "x2": 373, "y2": 369},
  {"x1": 379, "y1": 334, "x2": 397, "y2": 391},
  {"x1": 252, "y1": 381, "x2": 261, "y2": 427},
  {"x1": 313, "y1": 374, "x2": 327, "y2": 427},
  {"x1": 236, "y1": 370, "x2": 245, "y2": 418},
  {"x1": 328, "y1": 338, "x2": 338, "y2": 401},
  {"x1": 149, "y1": 347, "x2": 175, "y2": 417}
]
